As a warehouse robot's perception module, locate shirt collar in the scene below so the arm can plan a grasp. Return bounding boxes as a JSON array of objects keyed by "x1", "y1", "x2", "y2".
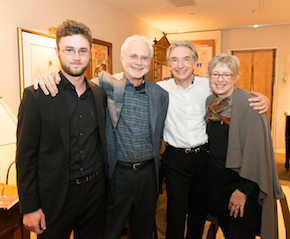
[
  {"x1": 174, "y1": 74, "x2": 195, "y2": 90},
  {"x1": 124, "y1": 75, "x2": 149, "y2": 95},
  {"x1": 60, "y1": 71, "x2": 90, "y2": 91}
]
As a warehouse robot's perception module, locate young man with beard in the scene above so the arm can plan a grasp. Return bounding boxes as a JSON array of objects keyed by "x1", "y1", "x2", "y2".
[{"x1": 16, "y1": 19, "x2": 109, "y2": 239}]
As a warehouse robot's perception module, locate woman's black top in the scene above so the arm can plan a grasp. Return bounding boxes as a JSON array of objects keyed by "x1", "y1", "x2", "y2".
[{"x1": 207, "y1": 120, "x2": 261, "y2": 231}]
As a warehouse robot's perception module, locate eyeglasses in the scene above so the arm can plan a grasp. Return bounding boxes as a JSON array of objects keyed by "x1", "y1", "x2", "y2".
[
  {"x1": 209, "y1": 72, "x2": 234, "y2": 80},
  {"x1": 126, "y1": 54, "x2": 150, "y2": 63},
  {"x1": 61, "y1": 48, "x2": 89, "y2": 56}
]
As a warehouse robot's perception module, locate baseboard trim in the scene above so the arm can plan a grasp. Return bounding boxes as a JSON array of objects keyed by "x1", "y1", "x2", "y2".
[{"x1": 276, "y1": 149, "x2": 286, "y2": 154}]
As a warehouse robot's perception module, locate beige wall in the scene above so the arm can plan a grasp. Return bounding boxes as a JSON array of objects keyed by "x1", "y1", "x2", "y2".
[
  {"x1": 167, "y1": 30, "x2": 222, "y2": 55},
  {"x1": 0, "y1": 0, "x2": 163, "y2": 185},
  {"x1": 0, "y1": 0, "x2": 163, "y2": 115},
  {"x1": 221, "y1": 25, "x2": 290, "y2": 152}
]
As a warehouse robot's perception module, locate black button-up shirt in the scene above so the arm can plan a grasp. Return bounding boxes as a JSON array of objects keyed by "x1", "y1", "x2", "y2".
[{"x1": 60, "y1": 72, "x2": 103, "y2": 180}]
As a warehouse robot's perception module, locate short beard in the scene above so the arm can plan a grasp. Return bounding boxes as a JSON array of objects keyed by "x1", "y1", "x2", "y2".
[{"x1": 61, "y1": 62, "x2": 89, "y2": 77}]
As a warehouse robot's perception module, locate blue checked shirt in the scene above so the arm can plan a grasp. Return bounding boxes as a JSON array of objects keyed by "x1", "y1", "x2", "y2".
[{"x1": 116, "y1": 77, "x2": 154, "y2": 163}]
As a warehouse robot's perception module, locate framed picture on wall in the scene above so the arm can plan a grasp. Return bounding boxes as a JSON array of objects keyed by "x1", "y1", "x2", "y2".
[
  {"x1": 87, "y1": 39, "x2": 112, "y2": 79},
  {"x1": 190, "y1": 39, "x2": 215, "y2": 77},
  {"x1": 18, "y1": 28, "x2": 60, "y2": 98}
]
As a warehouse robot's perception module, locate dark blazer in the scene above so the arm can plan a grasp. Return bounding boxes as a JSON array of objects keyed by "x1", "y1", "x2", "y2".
[
  {"x1": 16, "y1": 79, "x2": 108, "y2": 226},
  {"x1": 92, "y1": 71, "x2": 169, "y2": 192}
]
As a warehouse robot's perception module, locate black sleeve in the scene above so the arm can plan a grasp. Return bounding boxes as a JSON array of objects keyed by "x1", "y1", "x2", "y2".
[{"x1": 238, "y1": 177, "x2": 258, "y2": 197}]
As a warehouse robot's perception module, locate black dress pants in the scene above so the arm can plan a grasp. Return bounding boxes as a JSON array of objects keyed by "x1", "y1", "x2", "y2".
[
  {"x1": 163, "y1": 145, "x2": 209, "y2": 239},
  {"x1": 104, "y1": 162, "x2": 157, "y2": 239},
  {"x1": 38, "y1": 169, "x2": 107, "y2": 239}
]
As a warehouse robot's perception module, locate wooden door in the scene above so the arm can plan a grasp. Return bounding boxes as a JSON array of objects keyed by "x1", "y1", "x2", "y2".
[{"x1": 232, "y1": 49, "x2": 276, "y2": 123}]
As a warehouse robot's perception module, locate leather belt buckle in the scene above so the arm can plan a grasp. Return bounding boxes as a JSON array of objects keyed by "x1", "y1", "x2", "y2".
[
  {"x1": 73, "y1": 167, "x2": 103, "y2": 184},
  {"x1": 89, "y1": 173, "x2": 94, "y2": 180},
  {"x1": 133, "y1": 162, "x2": 142, "y2": 170},
  {"x1": 184, "y1": 148, "x2": 191, "y2": 154},
  {"x1": 184, "y1": 147, "x2": 201, "y2": 154}
]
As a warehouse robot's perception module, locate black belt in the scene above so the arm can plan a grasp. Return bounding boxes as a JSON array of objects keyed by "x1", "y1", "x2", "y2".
[
  {"x1": 117, "y1": 159, "x2": 154, "y2": 171},
  {"x1": 70, "y1": 166, "x2": 104, "y2": 184},
  {"x1": 166, "y1": 143, "x2": 209, "y2": 154}
]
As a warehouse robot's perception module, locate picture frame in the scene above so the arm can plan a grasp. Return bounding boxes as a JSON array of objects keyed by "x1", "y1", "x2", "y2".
[
  {"x1": 87, "y1": 39, "x2": 112, "y2": 79},
  {"x1": 18, "y1": 28, "x2": 113, "y2": 98},
  {"x1": 190, "y1": 39, "x2": 215, "y2": 77},
  {"x1": 18, "y1": 28, "x2": 60, "y2": 98}
]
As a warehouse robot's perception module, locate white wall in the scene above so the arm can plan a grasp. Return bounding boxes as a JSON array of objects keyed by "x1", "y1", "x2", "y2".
[{"x1": 0, "y1": 0, "x2": 163, "y2": 185}]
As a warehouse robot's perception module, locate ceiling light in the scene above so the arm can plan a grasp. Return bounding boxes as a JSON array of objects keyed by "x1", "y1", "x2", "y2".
[{"x1": 167, "y1": 0, "x2": 197, "y2": 8}]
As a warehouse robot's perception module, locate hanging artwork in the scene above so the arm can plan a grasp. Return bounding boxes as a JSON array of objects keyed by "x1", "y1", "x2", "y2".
[
  {"x1": 91, "y1": 44, "x2": 109, "y2": 77},
  {"x1": 89, "y1": 39, "x2": 112, "y2": 79},
  {"x1": 190, "y1": 40, "x2": 215, "y2": 77},
  {"x1": 18, "y1": 28, "x2": 60, "y2": 98}
]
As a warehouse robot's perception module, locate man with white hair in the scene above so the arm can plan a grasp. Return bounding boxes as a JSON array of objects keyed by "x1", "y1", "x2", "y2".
[
  {"x1": 34, "y1": 35, "x2": 169, "y2": 239},
  {"x1": 97, "y1": 35, "x2": 168, "y2": 239}
]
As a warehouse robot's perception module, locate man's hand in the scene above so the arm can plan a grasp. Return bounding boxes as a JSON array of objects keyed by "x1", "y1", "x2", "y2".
[
  {"x1": 34, "y1": 72, "x2": 61, "y2": 97},
  {"x1": 228, "y1": 189, "x2": 247, "y2": 218},
  {"x1": 112, "y1": 72, "x2": 124, "y2": 81},
  {"x1": 23, "y1": 208, "x2": 46, "y2": 235},
  {"x1": 248, "y1": 91, "x2": 270, "y2": 114}
]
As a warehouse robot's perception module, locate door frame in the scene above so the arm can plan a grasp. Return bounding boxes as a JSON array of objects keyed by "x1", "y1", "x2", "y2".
[{"x1": 228, "y1": 46, "x2": 280, "y2": 151}]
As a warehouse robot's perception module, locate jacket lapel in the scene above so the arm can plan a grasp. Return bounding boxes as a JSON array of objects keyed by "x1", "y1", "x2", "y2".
[
  {"x1": 108, "y1": 77, "x2": 126, "y2": 129},
  {"x1": 52, "y1": 81, "x2": 70, "y2": 158},
  {"x1": 148, "y1": 82, "x2": 157, "y2": 143},
  {"x1": 88, "y1": 81, "x2": 103, "y2": 128}
]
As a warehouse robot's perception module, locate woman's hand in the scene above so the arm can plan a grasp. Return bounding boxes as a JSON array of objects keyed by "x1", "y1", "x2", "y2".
[{"x1": 228, "y1": 189, "x2": 247, "y2": 218}]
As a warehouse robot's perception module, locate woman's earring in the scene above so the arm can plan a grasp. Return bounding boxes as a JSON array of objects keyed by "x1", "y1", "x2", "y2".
[{"x1": 234, "y1": 81, "x2": 237, "y2": 86}]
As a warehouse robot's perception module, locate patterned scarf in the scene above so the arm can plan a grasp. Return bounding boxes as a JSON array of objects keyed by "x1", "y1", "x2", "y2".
[{"x1": 206, "y1": 94, "x2": 233, "y2": 126}]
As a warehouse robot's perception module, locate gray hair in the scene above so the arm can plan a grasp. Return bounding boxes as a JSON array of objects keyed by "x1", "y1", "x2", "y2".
[
  {"x1": 166, "y1": 41, "x2": 198, "y2": 63},
  {"x1": 121, "y1": 35, "x2": 153, "y2": 58},
  {"x1": 208, "y1": 54, "x2": 240, "y2": 77}
]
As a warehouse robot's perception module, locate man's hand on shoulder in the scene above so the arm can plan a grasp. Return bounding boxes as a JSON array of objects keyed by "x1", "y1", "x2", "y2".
[
  {"x1": 34, "y1": 72, "x2": 61, "y2": 97},
  {"x1": 112, "y1": 72, "x2": 124, "y2": 81},
  {"x1": 23, "y1": 208, "x2": 46, "y2": 235},
  {"x1": 248, "y1": 91, "x2": 270, "y2": 114}
]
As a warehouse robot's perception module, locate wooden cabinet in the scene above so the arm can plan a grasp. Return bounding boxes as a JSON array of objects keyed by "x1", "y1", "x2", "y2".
[
  {"x1": 0, "y1": 203, "x2": 30, "y2": 239},
  {"x1": 146, "y1": 33, "x2": 171, "y2": 83}
]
